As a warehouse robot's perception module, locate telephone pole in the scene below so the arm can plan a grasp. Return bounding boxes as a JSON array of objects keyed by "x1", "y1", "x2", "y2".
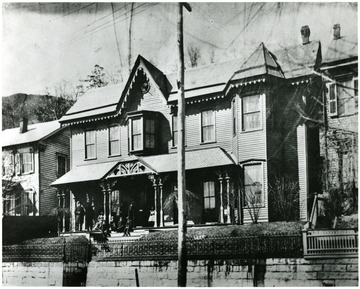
[{"x1": 177, "y1": 2, "x2": 191, "y2": 287}]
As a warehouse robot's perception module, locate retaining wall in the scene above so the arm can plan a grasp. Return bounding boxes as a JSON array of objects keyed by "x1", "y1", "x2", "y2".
[
  {"x1": 2, "y1": 262, "x2": 63, "y2": 286},
  {"x1": 2, "y1": 257, "x2": 358, "y2": 287}
]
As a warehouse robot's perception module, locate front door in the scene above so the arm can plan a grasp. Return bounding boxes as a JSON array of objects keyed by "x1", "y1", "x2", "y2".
[{"x1": 203, "y1": 181, "x2": 217, "y2": 223}]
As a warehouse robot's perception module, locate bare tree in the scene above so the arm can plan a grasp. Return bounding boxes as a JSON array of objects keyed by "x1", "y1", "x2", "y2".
[
  {"x1": 186, "y1": 44, "x2": 201, "y2": 68},
  {"x1": 243, "y1": 182, "x2": 262, "y2": 224},
  {"x1": 268, "y1": 175, "x2": 300, "y2": 221}
]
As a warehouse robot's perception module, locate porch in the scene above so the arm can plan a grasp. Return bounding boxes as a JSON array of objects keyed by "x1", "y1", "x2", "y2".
[{"x1": 52, "y1": 147, "x2": 241, "y2": 233}]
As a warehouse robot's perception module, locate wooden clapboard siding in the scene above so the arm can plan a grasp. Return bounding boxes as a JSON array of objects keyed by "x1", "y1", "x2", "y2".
[
  {"x1": 178, "y1": 99, "x2": 233, "y2": 152},
  {"x1": 297, "y1": 124, "x2": 308, "y2": 221},
  {"x1": 39, "y1": 127, "x2": 70, "y2": 215}
]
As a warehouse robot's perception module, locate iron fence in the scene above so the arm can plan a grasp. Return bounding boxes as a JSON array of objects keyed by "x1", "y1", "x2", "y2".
[
  {"x1": 92, "y1": 234, "x2": 302, "y2": 260},
  {"x1": 2, "y1": 241, "x2": 90, "y2": 262}
]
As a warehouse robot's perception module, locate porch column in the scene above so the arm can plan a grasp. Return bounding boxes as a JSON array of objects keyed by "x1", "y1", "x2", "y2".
[
  {"x1": 159, "y1": 177, "x2": 164, "y2": 227},
  {"x1": 32, "y1": 191, "x2": 36, "y2": 216},
  {"x1": 57, "y1": 190, "x2": 61, "y2": 235},
  {"x1": 226, "y1": 174, "x2": 231, "y2": 224},
  {"x1": 148, "y1": 175, "x2": 158, "y2": 227},
  {"x1": 62, "y1": 191, "x2": 66, "y2": 232},
  {"x1": 219, "y1": 175, "x2": 224, "y2": 224},
  {"x1": 100, "y1": 182, "x2": 107, "y2": 224},
  {"x1": 107, "y1": 185, "x2": 112, "y2": 226},
  {"x1": 70, "y1": 190, "x2": 75, "y2": 232}
]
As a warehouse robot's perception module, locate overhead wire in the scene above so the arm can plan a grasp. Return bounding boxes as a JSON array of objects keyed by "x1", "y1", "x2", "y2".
[
  {"x1": 49, "y1": 3, "x2": 95, "y2": 23},
  {"x1": 64, "y1": 3, "x2": 156, "y2": 45}
]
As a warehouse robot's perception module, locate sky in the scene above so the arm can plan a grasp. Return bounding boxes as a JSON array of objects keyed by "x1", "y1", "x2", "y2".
[{"x1": 2, "y1": 1, "x2": 358, "y2": 96}]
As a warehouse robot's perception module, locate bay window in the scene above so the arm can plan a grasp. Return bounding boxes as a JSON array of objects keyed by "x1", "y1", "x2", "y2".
[
  {"x1": 109, "y1": 125, "x2": 121, "y2": 156},
  {"x1": 244, "y1": 164, "x2": 263, "y2": 207}
]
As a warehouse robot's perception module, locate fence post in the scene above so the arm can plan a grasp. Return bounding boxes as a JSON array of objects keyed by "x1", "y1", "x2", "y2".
[
  {"x1": 302, "y1": 230, "x2": 308, "y2": 256},
  {"x1": 63, "y1": 239, "x2": 66, "y2": 262}
]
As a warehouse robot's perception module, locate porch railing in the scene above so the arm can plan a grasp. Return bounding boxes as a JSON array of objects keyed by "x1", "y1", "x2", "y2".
[
  {"x1": 92, "y1": 234, "x2": 302, "y2": 260},
  {"x1": 303, "y1": 229, "x2": 358, "y2": 258}
]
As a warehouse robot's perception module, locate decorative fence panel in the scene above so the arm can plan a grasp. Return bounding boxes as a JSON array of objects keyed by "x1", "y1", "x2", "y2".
[
  {"x1": 92, "y1": 234, "x2": 302, "y2": 260},
  {"x1": 303, "y1": 229, "x2": 358, "y2": 258}
]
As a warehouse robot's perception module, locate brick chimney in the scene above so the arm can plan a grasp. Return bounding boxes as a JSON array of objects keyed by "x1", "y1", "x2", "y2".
[
  {"x1": 333, "y1": 23, "x2": 341, "y2": 39},
  {"x1": 300, "y1": 25, "x2": 311, "y2": 45},
  {"x1": 19, "y1": 117, "x2": 28, "y2": 133}
]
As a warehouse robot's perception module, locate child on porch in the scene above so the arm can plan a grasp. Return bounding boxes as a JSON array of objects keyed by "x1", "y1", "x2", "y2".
[{"x1": 123, "y1": 217, "x2": 131, "y2": 237}]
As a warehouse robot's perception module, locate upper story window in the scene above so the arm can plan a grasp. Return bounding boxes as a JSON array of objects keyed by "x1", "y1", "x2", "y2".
[
  {"x1": 329, "y1": 78, "x2": 358, "y2": 117},
  {"x1": 172, "y1": 115, "x2": 178, "y2": 147},
  {"x1": 128, "y1": 111, "x2": 159, "y2": 155},
  {"x1": 15, "y1": 152, "x2": 34, "y2": 175},
  {"x1": 109, "y1": 125, "x2": 121, "y2": 156},
  {"x1": 85, "y1": 130, "x2": 96, "y2": 159},
  {"x1": 243, "y1": 163, "x2": 263, "y2": 207},
  {"x1": 201, "y1": 110, "x2": 215, "y2": 143},
  {"x1": 57, "y1": 154, "x2": 67, "y2": 177},
  {"x1": 203, "y1": 181, "x2": 216, "y2": 209},
  {"x1": 232, "y1": 98, "x2": 237, "y2": 135},
  {"x1": 242, "y1": 95, "x2": 261, "y2": 131}
]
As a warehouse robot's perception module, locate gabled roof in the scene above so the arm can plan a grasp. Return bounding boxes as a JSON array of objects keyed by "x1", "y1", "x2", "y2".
[
  {"x1": 322, "y1": 35, "x2": 358, "y2": 65},
  {"x1": 167, "y1": 58, "x2": 245, "y2": 101},
  {"x1": 2, "y1": 121, "x2": 62, "y2": 147},
  {"x1": 229, "y1": 42, "x2": 284, "y2": 82},
  {"x1": 59, "y1": 84, "x2": 124, "y2": 124},
  {"x1": 273, "y1": 41, "x2": 321, "y2": 78}
]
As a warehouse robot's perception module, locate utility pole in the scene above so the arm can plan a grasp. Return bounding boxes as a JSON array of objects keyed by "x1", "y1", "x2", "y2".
[
  {"x1": 177, "y1": 2, "x2": 191, "y2": 287},
  {"x1": 128, "y1": 2, "x2": 135, "y2": 75}
]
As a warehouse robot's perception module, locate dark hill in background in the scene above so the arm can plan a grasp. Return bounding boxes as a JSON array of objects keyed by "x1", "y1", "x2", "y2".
[{"x1": 2, "y1": 93, "x2": 74, "y2": 130}]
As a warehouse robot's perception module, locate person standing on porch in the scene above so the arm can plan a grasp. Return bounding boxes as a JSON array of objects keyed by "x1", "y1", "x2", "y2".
[
  {"x1": 85, "y1": 202, "x2": 95, "y2": 231},
  {"x1": 148, "y1": 207, "x2": 155, "y2": 227},
  {"x1": 75, "y1": 201, "x2": 85, "y2": 231}
]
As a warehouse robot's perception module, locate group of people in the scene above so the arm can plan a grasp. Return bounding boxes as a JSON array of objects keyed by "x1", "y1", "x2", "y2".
[{"x1": 74, "y1": 200, "x2": 133, "y2": 237}]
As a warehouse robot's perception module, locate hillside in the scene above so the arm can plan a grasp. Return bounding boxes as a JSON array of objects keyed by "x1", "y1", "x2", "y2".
[{"x1": 2, "y1": 93, "x2": 74, "y2": 130}]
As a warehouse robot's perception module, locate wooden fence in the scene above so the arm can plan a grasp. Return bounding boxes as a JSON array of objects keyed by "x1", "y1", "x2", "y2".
[{"x1": 303, "y1": 229, "x2": 358, "y2": 258}]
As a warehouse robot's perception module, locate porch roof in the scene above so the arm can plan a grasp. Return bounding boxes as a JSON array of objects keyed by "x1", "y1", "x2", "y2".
[
  {"x1": 51, "y1": 161, "x2": 119, "y2": 186},
  {"x1": 141, "y1": 147, "x2": 236, "y2": 173},
  {"x1": 51, "y1": 147, "x2": 236, "y2": 186}
]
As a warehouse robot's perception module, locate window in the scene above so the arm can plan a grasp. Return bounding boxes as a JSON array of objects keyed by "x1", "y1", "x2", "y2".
[
  {"x1": 109, "y1": 126, "x2": 120, "y2": 156},
  {"x1": 15, "y1": 152, "x2": 34, "y2": 175},
  {"x1": 329, "y1": 79, "x2": 358, "y2": 117},
  {"x1": 203, "y1": 181, "x2": 216, "y2": 209},
  {"x1": 145, "y1": 119, "x2": 156, "y2": 149},
  {"x1": 201, "y1": 110, "x2": 215, "y2": 143},
  {"x1": 232, "y1": 98, "x2": 237, "y2": 135},
  {"x1": 242, "y1": 95, "x2": 261, "y2": 131},
  {"x1": 244, "y1": 164, "x2": 263, "y2": 207},
  {"x1": 85, "y1": 130, "x2": 96, "y2": 159},
  {"x1": 3, "y1": 153, "x2": 14, "y2": 177},
  {"x1": 172, "y1": 115, "x2": 178, "y2": 147},
  {"x1": 131, "y1": 118, "x2": 143, "y2": 151},
  {"x1": 57, "y1": 154, "x2": 67, "y2": 177}
]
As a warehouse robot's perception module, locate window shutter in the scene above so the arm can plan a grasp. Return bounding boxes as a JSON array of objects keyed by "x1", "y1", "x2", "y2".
[
  {"x1": 328, "y1": 83, "x2": 338, "y2": 117},
  {"x1": 15, "y1": 153, "x2": 20, "y2": 175}
]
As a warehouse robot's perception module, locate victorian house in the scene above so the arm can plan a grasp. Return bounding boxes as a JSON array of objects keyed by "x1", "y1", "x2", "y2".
[
  {"x1": 2, "y1": 119, "x2": 70, "y2": 216},
  {"x1": 320, "y1": 24, "x2": 358, "y2": 202},
  {"x1": 52, "y1": 26, "x2": 323, "y2": 232}
]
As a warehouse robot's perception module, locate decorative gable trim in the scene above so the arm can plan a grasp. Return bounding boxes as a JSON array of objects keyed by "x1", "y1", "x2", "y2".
[{"x1": 105, "y1": 159, "x2": 158, "y2": 179}]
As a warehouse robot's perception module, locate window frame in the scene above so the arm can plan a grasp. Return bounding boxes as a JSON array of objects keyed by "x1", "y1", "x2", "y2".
[
  {"x1": 108, "y1": 125, "x2": 121, "y2": 157},
  {"x1": 144, "y1": 119, "x2": 156, "y2": 149},
  {"x1": 200, "y1": 110, "x2": 216, "y2": 143},
  {"x1": 16, "y1": 151, "x2": 34, "y2": 175},
  {"x1": 172, "y1": 115, "x2": 178, "y2": 147},
  {"x1": 243, "y1": 163, "x2": 264, "y2": 208},
  {"x1": 56, "y1": 153, "x2": 67, "y2": 177},
  {"x1": 203, "y1": 181, "x2": 216, "y2": 210},
  {"x1": 241, "y1": 94, "x2": 262, "y2": 132},
  {"x1": 85, "y1": 130, "x2": 97, "y2": 160},
  {"x1": 232, "y1": 97, "x2": 237, "y2": 136}
]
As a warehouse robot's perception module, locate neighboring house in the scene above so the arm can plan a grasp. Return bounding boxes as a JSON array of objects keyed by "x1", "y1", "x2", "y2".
[
  {"x1": 320, "y1": 24, "x2": 358, "y2": 197},
  {"x1": 52, "y1": 25, "x2": 323, "y2": 232},
  {"x1": 2, "y1": 119, "x2": 70, "y2": 216}
]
